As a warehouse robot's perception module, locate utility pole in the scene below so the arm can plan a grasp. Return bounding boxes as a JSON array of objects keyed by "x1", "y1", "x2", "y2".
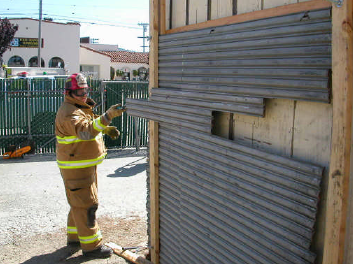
[
  {"x1": 138, "y1": 23, "x2": 149, "y2": 52},
  {"x1": 38, "y1": 0, "x2": 42, "y2": 68}
]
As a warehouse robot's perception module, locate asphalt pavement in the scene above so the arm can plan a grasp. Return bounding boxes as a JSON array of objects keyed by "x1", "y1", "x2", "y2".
[{"x1": 0, "y1": 148, "x2": 148, "y2": 247}]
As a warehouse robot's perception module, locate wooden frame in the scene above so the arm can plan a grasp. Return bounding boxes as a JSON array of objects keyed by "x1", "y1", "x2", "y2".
[
  {"x1": 149, "y1": 1, "x2": 163, "y2": 264},
  {"x1": 322, "y1": 1, "x2": 353, "y2": 264}
]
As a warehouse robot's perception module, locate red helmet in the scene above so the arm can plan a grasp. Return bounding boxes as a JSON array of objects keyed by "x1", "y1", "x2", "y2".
[{"x1": 65, "y1": 73, "x2": 88, "y2": 91}]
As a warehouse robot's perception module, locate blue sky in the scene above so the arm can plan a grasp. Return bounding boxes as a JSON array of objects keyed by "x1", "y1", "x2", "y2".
[{"x1": 0, "y1": 0, "x2": 150, "y2": 52}]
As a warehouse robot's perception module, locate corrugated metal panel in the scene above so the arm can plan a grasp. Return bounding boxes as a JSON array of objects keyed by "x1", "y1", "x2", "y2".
[
  {"x1": 158, "y1": 8, "x2": 332, "y2": 102},
  {"x1": 158, "y1": 123, "x2": 323, "y2": 264}
]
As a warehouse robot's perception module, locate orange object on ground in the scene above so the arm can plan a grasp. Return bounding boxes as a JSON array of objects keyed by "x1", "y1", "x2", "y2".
[{"x1": 3, "y1": 145, "x2": 32, "y2": 159}]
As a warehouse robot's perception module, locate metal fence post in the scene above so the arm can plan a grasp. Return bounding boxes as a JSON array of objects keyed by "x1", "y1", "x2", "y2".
[
  {"x1": 27, "y1": 79, "x2": 32, "y2": 140},
  {"x1": 134, "y1": 117, "x2": 140, "y2": 151}
]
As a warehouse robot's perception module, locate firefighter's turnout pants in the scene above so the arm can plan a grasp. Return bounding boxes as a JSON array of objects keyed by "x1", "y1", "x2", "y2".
[{"x1": 60, "y1": 166, "x2": 102, "y2": 251}]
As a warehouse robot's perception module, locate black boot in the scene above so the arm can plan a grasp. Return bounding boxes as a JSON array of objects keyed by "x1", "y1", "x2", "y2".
[
  {"x1": 67, "y1": 239, "x2": 80, "y2": 247},
  {"x1": 83, "y1": 245, "x2": 113, "y2": 259}
]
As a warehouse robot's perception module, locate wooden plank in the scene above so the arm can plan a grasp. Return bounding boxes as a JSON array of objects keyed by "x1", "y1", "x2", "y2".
[
  {"x1": 232, "y1": 113, "x2": 259, "y2": 146},
  {"x1": 345, "y1": 146, "x2": 353, "y2": 264},
  {"x1": 322, "y1": 1, "x2": 353, "y2": 264},
  {"x1": 237, "y1": 0, "x2": 262, "y2": 15},
  {"x1": 171, "y1": 0, "x2": 187, "y2": 28},
  {"x1": 160, "y1": 0, "x2": 167, "y2": 34},
  {"x1": 149, "y1": 0, "x2": 161, "y2": 263},
  {"x1": 165, "y1": 0, "x2": 170, "y2": 30},
  {"x1": 210, "y1": 0, "x2": 233, "y2": 20},
  {"x1": 189, "y1": 0, "x2": 208, "y2": 25},
  {"x1": 106, "y1": 243, "x2": 152, "y2": 264},
  {"x1": 264, "y1": 0, "x2": 297, "y2": 10},
  {"x1": 292, "y1": 100, "x2": 332, "y2": 264},
  {"x1": 166, "y1": 0, "x2": 331, "y2": 34},
  {"x1": 252, "y1": 99, "x2": 294, "y2": 157},
  {"x1": 292, "y1": 101, "x2": 332, "y2": 167}
]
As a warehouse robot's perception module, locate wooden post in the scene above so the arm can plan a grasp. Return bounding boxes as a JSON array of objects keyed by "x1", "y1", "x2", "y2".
[
  {"x1": 149, "y1": 0, "x2": 164, "y2": 263},
  {"x1": 322, "y1": 1, "x2": 353, "y2": 264}
]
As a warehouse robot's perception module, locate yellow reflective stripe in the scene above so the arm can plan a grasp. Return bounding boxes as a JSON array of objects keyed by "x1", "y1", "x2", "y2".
[
  {"x1": 79, "y1": 230, "x2": 102, "y2": 244},
  {"x1": 56, "y1": 133, "x2": 102, "y2": 145},
  {"x1": 57, "y1": 153, "x2": 107, "y2": 169},
  {"x1": 93, "y1": 116, "x2": 107, "y2": 132},
  {"x1": 67, "y1": 226, "x2": 78, "y2": 234}
]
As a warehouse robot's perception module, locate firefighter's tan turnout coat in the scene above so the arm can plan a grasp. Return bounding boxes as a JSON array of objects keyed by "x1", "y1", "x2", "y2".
[{"x1": 55, "y1": 95, "x2": 110, "y2": 251}]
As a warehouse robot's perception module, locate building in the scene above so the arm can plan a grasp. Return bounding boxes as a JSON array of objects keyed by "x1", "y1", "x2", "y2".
[
  {"x1": 102, "y1": 50, "x2": 149, "y2": 81},
  {"x1": 79, "y1": 45, "x2": 111, "y2": 79},
  {"x1": 2, "y1": 18, "x2": 80, "y2": 75},
  {"x1": 2, "y1": 20, "x2": 148, "y2": 80},
  {"x1": 80, "y1": 41, "x2": 149, "y2": 81}
]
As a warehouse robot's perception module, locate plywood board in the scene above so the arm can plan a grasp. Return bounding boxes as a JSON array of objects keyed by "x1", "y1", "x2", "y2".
[
  {"x1": 264, "y1": 0, "x2": 297, "y2": 9},
  {"x1": 237, "y1": 0, "x2": 262, "y2": 14},
  {"x1": 252, "y1": 99, "x2": 295, "y2": 157},
  {"x1": 210, "y1": 0, "x2": 233, "y2": 20},
  {"x1": 292, "y1": 100, "x2": 332, "y2": 264},
  {"x1": 233, "y1": 113, "x2": 259, "y2": 146},
  {"x1": 189, "y1": 0, "x2": 208, "y2": 24},
  {"x1": 292, "y1": 101, "x2": 332, "y2": 167},
  {"x1": 171, "y1": 0, "x2": 187, "y2": 28}
]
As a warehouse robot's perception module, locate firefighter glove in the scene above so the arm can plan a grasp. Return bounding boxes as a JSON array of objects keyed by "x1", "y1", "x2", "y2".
[
  {"x1": 105, "y1": 104, "x2": 126, "y2": 120},
  {"x1": 103, "y1": 126, "x2": 121, "y2": 140}
]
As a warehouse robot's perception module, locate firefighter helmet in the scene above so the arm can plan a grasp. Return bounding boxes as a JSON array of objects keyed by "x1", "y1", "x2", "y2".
[{"x1": 65, "y1": 73, "x2": 88, "y2": 91}]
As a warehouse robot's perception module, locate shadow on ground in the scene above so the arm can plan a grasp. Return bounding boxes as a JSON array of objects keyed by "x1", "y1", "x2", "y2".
[
  {"x1": 20, "y1": 246, "x2": 84, "y2": 264},
  {"x1": 107, "y1": 157, "x2": 146, "y2": 178}
]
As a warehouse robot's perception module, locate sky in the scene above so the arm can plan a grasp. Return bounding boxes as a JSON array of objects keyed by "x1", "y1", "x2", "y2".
[{"x1": 0, "y1": 0, "x2": 150, "y2": 52}]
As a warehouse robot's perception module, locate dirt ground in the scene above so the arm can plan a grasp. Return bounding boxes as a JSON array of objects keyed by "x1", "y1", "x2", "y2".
[
  {"x1": 0, "y1": 216, "x2": 148, "y2": 264},
  {"x1": 0, "y1": 149, "x2": 149, "y2": 264}
]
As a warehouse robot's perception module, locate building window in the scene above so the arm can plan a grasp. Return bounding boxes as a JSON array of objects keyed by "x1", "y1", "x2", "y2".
[
  {"x1": 8, "y1": 56, "x2": 25, "y2": 66},
  {"x1": 80, "y1": 65, "x2": 99, "y2": 79},
  {"x1": 49, "y1": 57, "x2": 64, "y2": 68},
  {"x1": 29, "y1": 57, "x2": 45, "y2": 67}
]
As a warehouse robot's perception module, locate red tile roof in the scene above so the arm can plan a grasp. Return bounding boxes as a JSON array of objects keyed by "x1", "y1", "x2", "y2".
[{"x1": 102, "y1": 50, "x2": 149, "y2": 64}]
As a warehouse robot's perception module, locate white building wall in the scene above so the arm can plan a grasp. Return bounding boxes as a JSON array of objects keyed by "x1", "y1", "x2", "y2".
[
  {"x1": 2, "y1": 19, "x2": 80, "y2": 74},
  {"x1": 79, "y1": 47, "x2": 111, "y2": 80}
]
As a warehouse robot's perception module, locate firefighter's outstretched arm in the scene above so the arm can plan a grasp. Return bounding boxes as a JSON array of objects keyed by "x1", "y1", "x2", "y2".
[{"x1": 104, "y1": 104, "x2": 126, "y2": 121}]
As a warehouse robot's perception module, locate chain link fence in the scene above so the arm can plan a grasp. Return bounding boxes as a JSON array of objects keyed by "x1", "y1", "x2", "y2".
[{"x1": 0, "y1": 77, "x2": 149, "y2": 155}]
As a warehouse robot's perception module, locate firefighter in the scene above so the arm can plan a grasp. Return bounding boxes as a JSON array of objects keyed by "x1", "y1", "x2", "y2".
[{"x1": 55, "y1": 73, "x2": 125, "y2": 258}]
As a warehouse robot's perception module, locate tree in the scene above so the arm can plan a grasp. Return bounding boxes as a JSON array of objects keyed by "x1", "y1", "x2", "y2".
[{"x1": 0, "y1": 18, "x2": 18, "y2": 64}]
